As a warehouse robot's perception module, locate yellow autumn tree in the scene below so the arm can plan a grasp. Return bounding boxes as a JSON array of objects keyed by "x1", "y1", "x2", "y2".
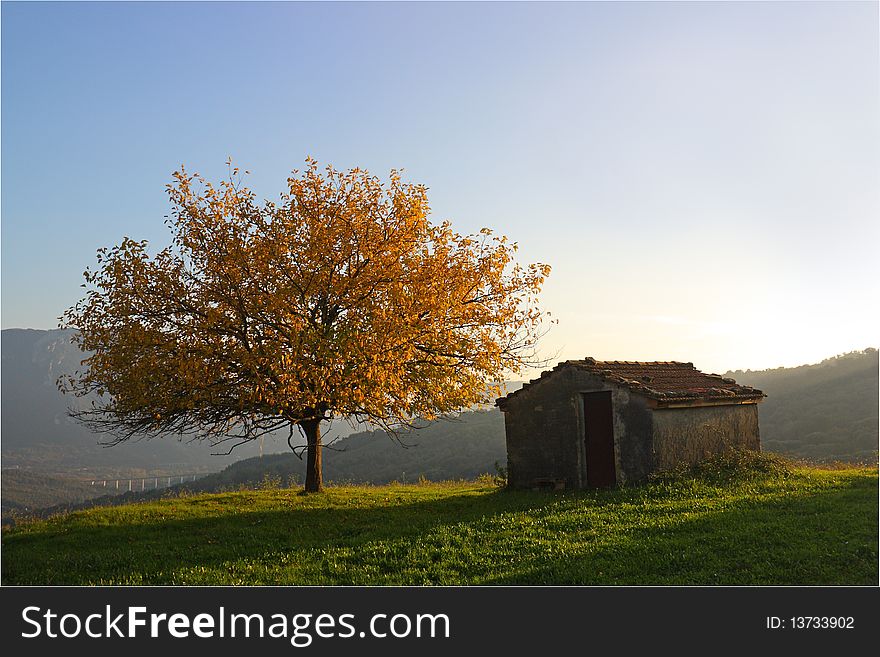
[{"x1": 60, "y1": 159, "x2": 550, "y2": 492}]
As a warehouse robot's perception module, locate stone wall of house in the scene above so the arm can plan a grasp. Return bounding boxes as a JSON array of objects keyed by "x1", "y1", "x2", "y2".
[
  {"x1": 651, "y1": 403, "x2": 761, "y2": 472},
  {"x1": 611, "y1": 388, "x2": 654, "y2": 484},
  {"x1": 501, "y1": 367, "x2": 586, "y2": 489},
  {"x1": 501, "y1": 366, "x2": 655, "y2": 489}
]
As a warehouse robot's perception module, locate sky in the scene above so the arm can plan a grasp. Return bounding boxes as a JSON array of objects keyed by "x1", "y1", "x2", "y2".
[{"x1": 2, "y1": 0, "x2": 878, "y2": 376}]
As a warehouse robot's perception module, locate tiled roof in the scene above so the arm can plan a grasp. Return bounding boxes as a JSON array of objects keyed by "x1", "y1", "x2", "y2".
[{"x1": 496, "y1": 358, "x2": 765, "y2": 407}]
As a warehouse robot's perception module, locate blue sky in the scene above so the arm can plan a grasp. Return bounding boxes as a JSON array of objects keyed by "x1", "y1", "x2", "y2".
[{"x1": 2, "y1": 1, "x2": 878, "y2": 374}]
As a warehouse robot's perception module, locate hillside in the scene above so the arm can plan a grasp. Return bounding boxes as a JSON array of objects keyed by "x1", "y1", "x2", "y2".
[
  {"x1": 3, "y1": 459, "x2": 876, "y2": 585},
  {"x1": 0, "y1": 470, "x2": 113, "y2": 517},
  {"x1": 188, "y1": 410, "x2": 506, "y2": 492},
  {"x1": 728, "y1": 349, "x2": 878, "y2": 462}
]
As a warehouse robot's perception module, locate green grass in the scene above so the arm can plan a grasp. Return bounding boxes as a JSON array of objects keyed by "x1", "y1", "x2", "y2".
[{"x1": 2, "y1": 459, "x2": 877, "y2": 586}]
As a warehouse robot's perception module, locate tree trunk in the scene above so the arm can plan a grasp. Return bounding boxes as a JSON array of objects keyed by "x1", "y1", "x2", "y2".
[{"x1": 302, "y1": 418, "x2": 323, "y2": 493}]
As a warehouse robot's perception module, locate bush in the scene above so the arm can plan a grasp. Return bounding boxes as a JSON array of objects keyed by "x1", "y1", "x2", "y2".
[
  {"x1": 258, "y1": 473, "x2": 282, "y2": 490},
  {"x1": 649, "y1": 449, "x2": 793, "y2": 485},
  {"x1": 474, "y1": 461, "x2": 508, "y2": 488}
]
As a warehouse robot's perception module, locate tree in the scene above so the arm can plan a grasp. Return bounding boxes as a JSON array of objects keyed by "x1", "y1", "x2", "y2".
[{"x1": 60, "y1": 159, "x2": 550, "y2": 492}]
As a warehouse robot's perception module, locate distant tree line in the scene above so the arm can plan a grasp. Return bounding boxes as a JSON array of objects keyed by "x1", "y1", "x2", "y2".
[{"x1": 728, "y1": 349, "x2": 878, "y2": 463}]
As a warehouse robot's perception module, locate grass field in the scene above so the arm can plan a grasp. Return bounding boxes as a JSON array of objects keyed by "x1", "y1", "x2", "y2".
[{"x1": 2, "y1": 456, "x2": 877, "y2": 586}]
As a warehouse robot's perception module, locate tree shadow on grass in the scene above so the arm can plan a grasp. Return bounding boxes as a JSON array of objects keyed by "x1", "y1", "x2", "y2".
[{"x1": 2, "y1": 489, "x2": 556, "y2": 584}]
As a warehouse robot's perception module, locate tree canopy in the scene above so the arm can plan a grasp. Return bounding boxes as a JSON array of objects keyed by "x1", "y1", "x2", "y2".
[{"x1": 61, "y1": 159, "x2": 550, "y2": 491}]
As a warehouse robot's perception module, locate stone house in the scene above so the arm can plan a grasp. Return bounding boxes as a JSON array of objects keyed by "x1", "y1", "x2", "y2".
[{"x1": 495, "y1": 358, "x2": 765, "y2": 489}]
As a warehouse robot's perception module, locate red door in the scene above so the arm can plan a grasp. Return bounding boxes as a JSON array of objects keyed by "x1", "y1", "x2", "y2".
[{"x1": 583, "y1": 391, "x2": 616, "y2": 487}]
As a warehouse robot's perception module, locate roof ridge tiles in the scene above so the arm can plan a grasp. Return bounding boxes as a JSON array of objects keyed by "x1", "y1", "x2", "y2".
[
  {"x1": 496, "y1": 357, "x2": 765, "y2": 407},
  {"x1": 576, "y1": 359, "x2": 696, "y2": 366}
]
